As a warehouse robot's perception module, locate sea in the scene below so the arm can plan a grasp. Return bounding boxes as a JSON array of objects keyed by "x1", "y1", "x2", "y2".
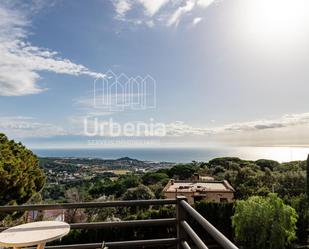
[{"x1": 33, "y1": 146, "x2": 309, "y2": 163}]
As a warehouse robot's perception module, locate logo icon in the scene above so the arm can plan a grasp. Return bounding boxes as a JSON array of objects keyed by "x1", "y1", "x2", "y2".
[{"x1": 94, "y1": 70, "x2": 156, "y2": 111}]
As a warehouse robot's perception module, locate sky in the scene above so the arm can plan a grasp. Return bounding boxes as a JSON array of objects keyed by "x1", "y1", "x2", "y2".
[{"x1": 1, "y1": 0, "x2": 309, "y2": 149}]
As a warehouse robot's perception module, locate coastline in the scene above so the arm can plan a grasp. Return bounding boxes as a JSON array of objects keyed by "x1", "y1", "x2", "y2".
[{"x1": 33, "y1": 146, "x2": 309, "y2": 163}]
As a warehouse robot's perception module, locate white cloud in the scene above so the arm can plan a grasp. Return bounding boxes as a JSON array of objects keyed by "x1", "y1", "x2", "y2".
[
  {"x1": 197, "y1": 0, "x2": 215, "y2": 8},
  {"x1": 4, "y1": 112, "x2": 309, "y2": 147},
  {"x1": 113, "y1": 0, "x2": 170, "y2": 18},
  {"x1": 114, "y1": 0, "x2": 132, "y2": 18},
  {"x1": 167, "y1": 0, "x2": 196, "y2": 26},
  {"x1": 165, "y1": 112, "x2": 309, "y2": 136},
  {"x1": 0, "y1": 3, "x2": 103, "y2": 96},
  {"x1": 146, "y1": 20, "x2": 155, "y2": 27},
  {"x1": 192, "y1": 17, "x2": 203, "y2": 26},
  {"x1": 221, "y1": 113, "x2": 309, "y2": 133},
  {"x1": 165, "y1": 121, "x2": 213, "y2": 136},
  {"x1": 0, "y1": 116, "x2": 67, "y2": 138},
  {"x1": 111, "y1": 0, "x2": 216, "y2": 27},
  {"x1": 138, "y1": 0, "x2": 170, "y2": 16}
]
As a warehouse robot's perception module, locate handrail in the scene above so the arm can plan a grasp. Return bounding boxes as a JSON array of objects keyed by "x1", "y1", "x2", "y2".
[
  {"x1": 181, "y1": 240, "x2": 192, "y2": 249},
  {"x1": 43, "y1": 238, "x2": 179, "y2": 249},
  {"x1": 0, "y1": 199, "x2": 177, "y2": 212},
  {"x1": 0, "y1": 218, "x2": 177, "y2": 232},
  {"x1": 181, "y1": 221, "x2": 208, "y2": 249},
  {"x1": 70, "y1": 218, "x2": 177, "y2": 229},
  {"x1": 0, "y1": 198, "x2": 239, "y2": 249},
  {"x1": 180, "y1": 199, "x2": 238, "y2": 249},
  {"x1": 0, "y1": 199, "x2": 178, "y2": 248}
]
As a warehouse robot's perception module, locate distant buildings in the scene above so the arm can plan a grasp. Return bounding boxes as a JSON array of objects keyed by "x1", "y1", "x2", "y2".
[
  {"x1": 27, "y1": 209, "x2": 65, "y2": 222},
  {"x1": 43, "y1": 157, "x2": 175, "y2": 184},
  {"x1": 163, "y1": 175, "x2": 235, "y2": 204}
]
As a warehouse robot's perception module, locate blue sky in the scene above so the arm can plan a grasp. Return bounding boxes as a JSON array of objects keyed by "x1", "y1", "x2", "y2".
[{"x1": 1, "y1": 0, "x2": 309, "y2": 148}]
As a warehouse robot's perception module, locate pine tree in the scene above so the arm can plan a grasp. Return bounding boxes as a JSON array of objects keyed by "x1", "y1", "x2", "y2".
[{"x1": 0, "y1": 133, "x2": 45, "y2": 206}]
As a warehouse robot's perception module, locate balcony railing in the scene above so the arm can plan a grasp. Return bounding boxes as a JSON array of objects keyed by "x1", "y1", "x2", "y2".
[{"x1": 0, "y1": 197, "x2": 239, "y2": 249}]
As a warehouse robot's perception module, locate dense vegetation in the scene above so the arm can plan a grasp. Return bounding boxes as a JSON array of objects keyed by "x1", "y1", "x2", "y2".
[
  {"x1": 202, "y1": 157, "x2": 306, "y2": 199},
  {"x1": 0, "y1": 134, "x2": 307, "y2": 248},
  {"x1": 198, "y1": 157, "x2": 308, "y2": 245},
  {"x1": 0, "y1": 134, "x2": 45, "y2": 206},
  {"x1": 40, "y1": 156, "x2": 308, "y2": 247},
  {"x1": 232, "y1": 194, "x2": 298, "y2": 249}
]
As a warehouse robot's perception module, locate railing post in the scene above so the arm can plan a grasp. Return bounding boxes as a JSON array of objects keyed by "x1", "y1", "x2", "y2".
[{"x1": 176, "y1": 196, "x2": 187, "y2": 249}]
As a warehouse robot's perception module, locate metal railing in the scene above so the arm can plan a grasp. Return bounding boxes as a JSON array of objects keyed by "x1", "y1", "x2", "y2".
[
  {"x1": 0, "y1": 197, "x2": 239, "y2": 249},
  {"x1": 176, "y1": 197, "x2": 238, "y2": 249}
]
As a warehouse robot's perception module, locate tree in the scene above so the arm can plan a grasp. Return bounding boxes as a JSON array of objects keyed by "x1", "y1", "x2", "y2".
[
  {"x1": 142, "y1": 172, "x2": 169, "y2": 185},
  {"x1": 89, "y1": 175, "x2": 141, "y2": 198},
  {"x1": 0, "y1": 134, "x2": 45, "y2": 206},
  {"x1": 121, "y1": 175, "x2": 142, "y2": 189},
  {"x1": 255, "y1": 159, "x2": 279, "y2": 171},
  {"x1": 233, "y1": 167, "x2": 261, "y2": 198},
  {"x1": 307, "y1": 155, "x2": 309, "y2": 197},
  {"x1": 288, "y1": 194, "x2": 309, "y2": 243},
  {"x1": 168, "y1": 164, "x2": 197, "y2": 180},
  {"x1": 213, "y1": 165, "x2": 225, "y2": 175},
  {"x1": 122, "y1": 184, "x2": 155, "y2": 200},
  {"x1": 194, "y1": 201, "x2": 234, "y2": 238},
  {"x1": 275, "y1": 171, "x2": 306, "y2": 197},
  {"x1": 64, "y1": 188, "x2": 87, "y2": 223},
  {"x1": 121, "y1": 185, "x2": 155, "y2": 215},
  {"x1": 208, "y1": 157, "x2": 245, "y2": 169},
  {"x1": 232, "y1": 194, "x2": 298, "y2": 249}
]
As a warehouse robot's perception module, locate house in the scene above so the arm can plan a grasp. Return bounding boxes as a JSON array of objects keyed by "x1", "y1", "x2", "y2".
[{"x1": 163, "y1": 178, "x2": 235, "y2": 204}]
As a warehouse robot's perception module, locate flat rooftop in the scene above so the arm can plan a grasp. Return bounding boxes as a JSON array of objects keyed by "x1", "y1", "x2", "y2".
[{"x1": 164, "y1": 180, "x2": 235, "y2": 193}]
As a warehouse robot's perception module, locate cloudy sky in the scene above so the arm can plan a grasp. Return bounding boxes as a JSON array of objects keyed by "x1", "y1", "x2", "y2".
[{"x1": 1, "y1": 0, "x2": 309, "y2": 148}]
